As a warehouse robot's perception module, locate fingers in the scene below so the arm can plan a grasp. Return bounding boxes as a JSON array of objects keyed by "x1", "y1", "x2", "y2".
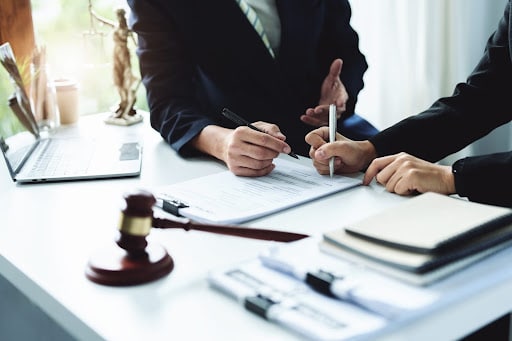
[
  {"x1": 329, "y1": 59, "x2": 348, "y2": 114},
  {"x1": 305, "y1": 128, "x2": 332, "y2": 173},
  {"x1": 381, "y1": 155, "x2": 427, "y2": 194},
  {"x1": 252, "y1": 121, "x2": 286, "y2": 141},
  {"x1": 300, "y1": 108, "x2": 328, "y2": 127},
  {"x1": 387, "y1": 162, "x2": 454, "y2": 195},
  {"x1": 310, "y1": 142, "x2": 343, "y2": 174},
  {"x1": 363, "y1": 154, "x2": 397, "y2": 185},
  {"x1": 364, "y1": 153, "x2": 455, "y2": 196},
  {"x1": 306, "y1": 131, "x2": 369, "y2": 175},
  {"x1": 224, "y1": 126, "x2": 291, "y2": 177},
  {"x1": 301, "y1": 104, "x2": 339, "y2": 127},
  {"x1": 229, "y1": 161, "x2": 276, "y2": 177},
  {"x1": 329, "y1": 58, "x2": 343, "y2": 79},
  {"x1": 328, "y1": 59, "x2": 347, "y2": 111},
  {"x1": 310, "y1": 153, "x2": 341, "y2": 175},
  {"x1": 304, "y1": 58, "x2": 349, "y2": 129},
  {"x1": 305, "y1": 127, "x2": 330, "y2": 149},
  {"x1": 234, "y1": 126, "x2": 291, "y2": 156},
  {"x1": 334, "y1": 93, "x2": 348, "y2": 114}
]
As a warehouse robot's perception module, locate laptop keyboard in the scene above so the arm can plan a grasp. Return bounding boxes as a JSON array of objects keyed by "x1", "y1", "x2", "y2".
[{"x1": 29, "y1": 139, "x2": 95, "y2": 177}]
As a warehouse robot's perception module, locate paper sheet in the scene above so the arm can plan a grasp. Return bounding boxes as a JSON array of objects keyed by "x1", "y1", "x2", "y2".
[
  {"x1": 208, "y1": 258, "x2": 387, "y2": 341},
  {"x1": 158, "y1": 158, "x2": 361, "y2": 224}
]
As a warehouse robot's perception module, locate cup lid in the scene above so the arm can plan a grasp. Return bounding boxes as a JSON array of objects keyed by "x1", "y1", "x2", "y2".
[{"x1": 53, "y1": 78, "x2": 79, "y2": 90}]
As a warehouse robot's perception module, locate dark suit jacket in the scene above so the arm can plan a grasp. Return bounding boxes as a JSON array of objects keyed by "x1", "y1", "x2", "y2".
[
  {"x1": 369, "y1": 0, "x2": 512, "y2": 207},
  {"x1": 127, "y1": 0, "x2": 368, "y2": 156}
]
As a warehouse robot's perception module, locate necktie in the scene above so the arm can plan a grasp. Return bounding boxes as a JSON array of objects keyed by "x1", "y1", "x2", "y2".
[{"x1": 235, "y1": 0, "x2": 275, "y2": 58}]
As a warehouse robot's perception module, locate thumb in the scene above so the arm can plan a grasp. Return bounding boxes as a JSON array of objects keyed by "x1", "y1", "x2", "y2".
[
  {"x1": 329, "y1": 58, "x2": 343, "y2": 79},
  {"x1": 315, "y1": 144, "x2": 334, "y2": 161}
]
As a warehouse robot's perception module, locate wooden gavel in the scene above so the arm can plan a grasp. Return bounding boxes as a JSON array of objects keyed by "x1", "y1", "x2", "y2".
[{"x1": 85, "y1": 189, "x2": 309, "y2": 286}]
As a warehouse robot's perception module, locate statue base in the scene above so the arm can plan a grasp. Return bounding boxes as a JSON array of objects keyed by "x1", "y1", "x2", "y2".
[{"x1": 104, "y1": 111, "x2": 143, "y2": 126}]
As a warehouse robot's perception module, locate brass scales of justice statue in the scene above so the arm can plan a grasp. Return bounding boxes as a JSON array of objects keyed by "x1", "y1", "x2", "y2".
[{"x1": 87, "y1": 1, "x2": 143, "y2": 126}]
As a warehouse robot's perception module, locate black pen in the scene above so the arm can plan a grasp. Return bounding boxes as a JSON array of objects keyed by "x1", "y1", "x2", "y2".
[{"x1": 221, "y1": 108, "x2": 299, "y2": 159}]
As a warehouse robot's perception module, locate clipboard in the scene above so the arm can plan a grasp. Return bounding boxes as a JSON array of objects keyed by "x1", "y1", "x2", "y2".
[{"x1": 157, "y1": 158, "x2": 361, "y2": 224}]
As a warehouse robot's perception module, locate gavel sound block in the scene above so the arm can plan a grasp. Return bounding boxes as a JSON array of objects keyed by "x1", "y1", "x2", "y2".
[
  {"x1": 85, "y1": 190, "x2": 309, "y2": 286},
  {"x1": 85, "y1": 190, "x2": 174, "y2": 286}
]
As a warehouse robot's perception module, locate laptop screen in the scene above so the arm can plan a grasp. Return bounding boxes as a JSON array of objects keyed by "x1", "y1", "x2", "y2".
[{"x1": 0, "y1": 50, "x2": 39, "y2": 178}]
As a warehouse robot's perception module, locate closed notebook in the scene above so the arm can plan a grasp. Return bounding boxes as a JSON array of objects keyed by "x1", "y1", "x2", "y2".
[
  {"x1": 322, "y1": 192, "x2": 512, "y2": 280},
  {"x1": 340, "y1": 192, "x2": 512, "y2": 254},
  {"x1": 322, "y1": 224, "x2": 512, "y2": 274},
  {"x1": 319, "y1": 237, "x2": 512, "y2": 286}
]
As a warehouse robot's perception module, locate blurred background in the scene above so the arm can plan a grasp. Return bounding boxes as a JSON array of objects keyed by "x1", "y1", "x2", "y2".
[
  {"x1": 30, "y1": 0, "x2": 148, "y2": 116},
  {"x1": 349, "y1": 0, "x2": 511, "y2": 163},
  {"x1": 1, "y1": 0, "x2": 511, "y2": 159}
]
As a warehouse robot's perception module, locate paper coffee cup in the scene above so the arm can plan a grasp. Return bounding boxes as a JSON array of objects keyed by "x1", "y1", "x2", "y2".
[{"x1": 54, "y1": 78, "x2": 79, "y2": 125}]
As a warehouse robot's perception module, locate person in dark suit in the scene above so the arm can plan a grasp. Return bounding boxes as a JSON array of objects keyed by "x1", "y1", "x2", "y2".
[
  {"x1": 306, "y1": 0, "x2": 512, "y2": 209},
  {"x1": 127, "y1": 0, "x2": 378, "y2": 176}
]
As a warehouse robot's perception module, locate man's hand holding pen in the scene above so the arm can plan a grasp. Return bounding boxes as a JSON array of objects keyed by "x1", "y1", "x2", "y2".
[
  {"x1": 305, "y1": 128, "x2": 376, "y2": 176},
  {"x1": 212, "y1": 108, "x2": 298, "y2": 177},
  {"x1": 221, "y1": 121, "x2": 294, "y2": 177}
]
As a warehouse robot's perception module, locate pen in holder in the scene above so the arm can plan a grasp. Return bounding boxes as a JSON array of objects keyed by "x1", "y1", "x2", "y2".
[
  {"x1": 31, "y1": 46, "x2": 60, "y2": 133},
  {"x1": 85, "y1": 190, "x2": 308, "y2": 286}
]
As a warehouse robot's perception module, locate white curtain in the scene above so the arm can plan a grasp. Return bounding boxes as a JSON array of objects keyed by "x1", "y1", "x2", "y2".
[{"x1": 349, "y1": 0, "x2": 510, "y2": 161}]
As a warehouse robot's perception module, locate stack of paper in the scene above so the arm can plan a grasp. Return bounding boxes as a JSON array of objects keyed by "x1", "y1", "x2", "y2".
[
  {"x1": 208, "y1": 237, "x2": 441, "y2": 340},
  {"x1": 208, "y1": 258, "x2": 388, "y2": 341},
  {"x1": 322, "y1": 192, "x2": 512, "y2": 285}
]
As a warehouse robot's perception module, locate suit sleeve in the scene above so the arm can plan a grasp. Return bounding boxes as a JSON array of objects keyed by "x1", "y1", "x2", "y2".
[
  {"x1": 128, "y1": 0, "x2": 216, "y2": 155},
  {"x1": 368, "y1": 2, "x2": 512, "y2": 207},
  {"x1": 452, "y1": 152, "x2": 512, "y2": 207}
]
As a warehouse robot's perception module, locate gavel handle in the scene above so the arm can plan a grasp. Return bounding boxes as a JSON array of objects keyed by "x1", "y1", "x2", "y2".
[{"x1": 152, "y1": 217, "x2": 309, "y2": 242}]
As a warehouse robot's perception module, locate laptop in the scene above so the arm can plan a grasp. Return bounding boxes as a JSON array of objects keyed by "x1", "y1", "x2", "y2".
[{"x1": 0, "y1": 66, "x2": 142, "y2": 184}]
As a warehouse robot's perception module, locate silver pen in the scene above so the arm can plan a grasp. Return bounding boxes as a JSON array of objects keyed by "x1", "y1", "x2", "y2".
[{"x1": 328, "y1": 104, "x2": 336, "y2": 178}]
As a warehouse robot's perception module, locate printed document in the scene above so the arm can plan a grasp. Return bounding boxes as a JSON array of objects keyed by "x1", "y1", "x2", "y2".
[
  {"x1": 208, "y1": 257, "x2": 387, "y2": 340},
  {"x1": 158, "y1": 158, "x2": 361, "y2": 224}
]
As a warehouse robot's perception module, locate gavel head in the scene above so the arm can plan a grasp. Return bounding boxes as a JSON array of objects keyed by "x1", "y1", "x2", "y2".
[
  {"x1": 116, "y1": 189, "x2": 156, "y2": 258},
  {"x1": 85, "y1": 189, "x2": 174, "y2": 286}
]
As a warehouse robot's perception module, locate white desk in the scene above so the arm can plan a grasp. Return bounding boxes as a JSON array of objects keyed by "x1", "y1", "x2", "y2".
[{"x1": 0, "y1": 113, "x2": 511, "y2": 341}]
